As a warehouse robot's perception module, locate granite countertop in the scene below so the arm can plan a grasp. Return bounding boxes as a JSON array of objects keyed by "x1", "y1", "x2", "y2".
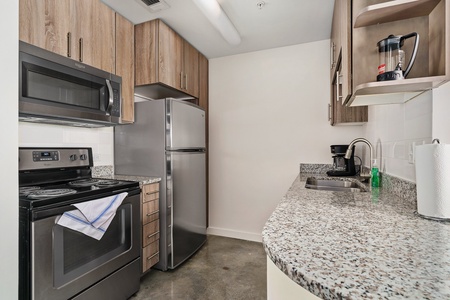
[
  {"x1": 105, "y1": 174, "x2": 161, "y2": 185},
  {"x1": 262, "y1": 174, "x2": 450, "y2": 299}
]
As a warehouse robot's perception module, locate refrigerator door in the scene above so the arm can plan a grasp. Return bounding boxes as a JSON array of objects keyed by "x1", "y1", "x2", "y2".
[
  {"x1": 166, "y1": 99, "x2": 206, "y2": 150},
  {"x1": 166, "y1": 151, "x2": 207, "y2": 269}
]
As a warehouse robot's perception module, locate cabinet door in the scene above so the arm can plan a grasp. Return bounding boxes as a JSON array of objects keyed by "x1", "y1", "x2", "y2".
[
  {"x1": 330, "y1": 0, "x2": 341, "y2": 76},
  {"x1": 135, "y1": 20, "x2": 158, "y2": 86},
  {"x1": 183, "y1": 41, "x2": 199, "y2": 97},
  {"x1": 115, "y1": 13, "x2": 135, "y2": 123},
  {"x1": 340, "y1": 0, "x2": 352, "y2": 102},
  {"x1": 20, "y1": 0, "x2": 70, "y2": 57},
  {"x1": 158, "y1": 20, "x2": 183, "y2": 91},
  {"x1": 331, "y1": 60, "x2": 368, "y2": 125},
  {"x1": 198, "y1": 53, "x2": 208, "y2": 112},
  {"x1": 71, "y1": 0, "x2": 115, "y2": 73}
]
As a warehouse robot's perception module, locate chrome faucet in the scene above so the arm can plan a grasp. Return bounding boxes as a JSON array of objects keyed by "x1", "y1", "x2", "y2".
[{"x1": 345, "y1": 138, "x2": 373, "y2": 181}]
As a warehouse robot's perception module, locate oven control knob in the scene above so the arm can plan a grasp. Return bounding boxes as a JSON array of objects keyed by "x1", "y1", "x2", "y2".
[
  {"x1": 80, "y1": 154, "x2": 87, "y2": 160},
  {"x1": 70, "y1": 154, "x2": 78, "y2": 161}
]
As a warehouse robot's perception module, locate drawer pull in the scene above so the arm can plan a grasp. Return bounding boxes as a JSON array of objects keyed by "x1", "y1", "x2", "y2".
[
  {"x1": 145, "y1": 191, "x2": 159, "y2": 195},
  {"x1": 146, "y1": 210, "x2": 159, "y2": 217},
  {"x1": 147, "y1": 252, "x2": 159, "y2": 261},
  {"x1": 147, "y1": 232, "x2": 159, "y2": 239}
]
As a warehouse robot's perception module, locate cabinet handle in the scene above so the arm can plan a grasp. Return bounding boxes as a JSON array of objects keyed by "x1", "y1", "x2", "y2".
[
  {"x1": 336, "y1": 70, "x2": 343, "y2": 102},
  {"x1": 147, "y1": 231, "x2": 159, "y2": 239},
  {"x1": 146, "y1": 191, "x2": 158, "y2": 195},
  {"x1": 328, "y1": 103, "x2": 331, "y2": 121},
  {"x1": 146, "y1": 210, "x2": 159, "y2": 217},
  {"x1": 67, "y1": 32, "x2": 71, "y2": 58},
  {"x1": 337, "y1": 72, "x2": 343, "y2": 101},
  {"x1": 147, "y1": 252, "x2": 159, "y2": 261},
  {"x1": 330, "y1": 42, "x2": 335, "y2": 69},
  {"x1": 180, "y1": 72, "x2": 184, "y2": 89},
  {"x1": 79, "y1": 38, "x2": 83, "y2": 62},
  {"x1": 185, "y1": 73, "x2": 188, "y2": 90}
]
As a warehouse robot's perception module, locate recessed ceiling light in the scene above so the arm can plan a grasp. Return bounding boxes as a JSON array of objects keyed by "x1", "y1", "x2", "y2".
[{"x1": 256, "y1": 1, "x2": 265, "y2": 9}]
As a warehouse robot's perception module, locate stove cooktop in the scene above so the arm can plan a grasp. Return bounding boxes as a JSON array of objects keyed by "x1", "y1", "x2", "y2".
[{"x1": 19, "y1": 178, "x2": 140, "y2": 209}]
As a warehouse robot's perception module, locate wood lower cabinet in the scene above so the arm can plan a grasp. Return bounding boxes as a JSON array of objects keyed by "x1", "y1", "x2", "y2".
[{"x1": 141, "y1": 182, "x2": 160, "y2": 274}]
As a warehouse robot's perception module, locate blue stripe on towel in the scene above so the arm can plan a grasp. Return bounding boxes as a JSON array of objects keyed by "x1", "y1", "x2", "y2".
[
  {"x1": 65, "y1": 212, "x2": 105, "y2": 233},
  {"x1": 90, "y1": 194, "x2": 120, "y2": 226}
]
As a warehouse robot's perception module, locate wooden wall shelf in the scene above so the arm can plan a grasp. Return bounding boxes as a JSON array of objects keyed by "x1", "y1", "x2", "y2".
[{"x1": 354, "y1": 0, "x2": 441, "y2": 28}]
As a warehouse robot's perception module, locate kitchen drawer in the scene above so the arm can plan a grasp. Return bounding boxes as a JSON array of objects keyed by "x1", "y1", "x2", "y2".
[
  {"x1": 142, "y1": 220, "x2": 160, "y2": 247},
  {"x1": 142, "y1": 240, "x2": 159, "y2": 272},
  {"x1": 142, "y1": 199, "x2": 159, "y2": 225},
  {"x1": 142, "y1": 201, "x2": 159, "y2": 225},
  {"x1": 143, "y1": 191, "x2": 159, "y2": 203},
  {"x1": 142, "y1": 183, "x2": 159, "y2": 203}
]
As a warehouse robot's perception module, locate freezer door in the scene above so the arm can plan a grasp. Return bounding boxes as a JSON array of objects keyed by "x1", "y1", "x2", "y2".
[
  {"x1": 166, "y1": 151, "x2": 207, "y2": 269},
  {"x1": 166, "y1": 99, "x2": 206, "y2": 150}
]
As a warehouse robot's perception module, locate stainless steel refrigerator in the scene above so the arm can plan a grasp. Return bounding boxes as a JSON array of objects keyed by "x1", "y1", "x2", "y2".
[{"x1": 114, "y1": 98, "x2": 206, "y2": 271}]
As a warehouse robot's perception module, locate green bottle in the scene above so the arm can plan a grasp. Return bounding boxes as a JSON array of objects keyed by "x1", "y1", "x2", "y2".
[{"x1": 371, "y1": 159, "x2": 379, "y2": 188}]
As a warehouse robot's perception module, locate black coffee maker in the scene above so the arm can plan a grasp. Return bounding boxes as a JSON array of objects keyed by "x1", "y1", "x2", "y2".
[{"x1": 326, "y1": 145, "x2": 356, "y2": 176}]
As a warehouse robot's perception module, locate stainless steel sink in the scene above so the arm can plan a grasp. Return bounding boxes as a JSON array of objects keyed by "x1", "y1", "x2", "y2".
[{"x1": 305, "y1": 177, "x2": 365, "y2": 192}]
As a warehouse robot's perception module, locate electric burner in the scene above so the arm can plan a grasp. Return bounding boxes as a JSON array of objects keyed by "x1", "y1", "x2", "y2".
[
  {"x1": 19, "y1": 186, "x2": 41, "y2": 197},
  {"x1": 69, "y1": 178, "x2": 121, "y2": 188},
  {"x1": 27, "y1": 189, "x2": 77, "y2": 199}
]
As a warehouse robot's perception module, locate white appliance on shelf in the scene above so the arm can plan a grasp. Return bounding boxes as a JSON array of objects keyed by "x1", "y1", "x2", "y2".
[{"x1": 114, "y1": 98, "x2": 207, "y2": 271}]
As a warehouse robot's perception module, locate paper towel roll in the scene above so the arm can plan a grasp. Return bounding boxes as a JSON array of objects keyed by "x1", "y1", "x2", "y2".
[{"x1": 415, "y1": 142, "x2": 450, "y2": 219}]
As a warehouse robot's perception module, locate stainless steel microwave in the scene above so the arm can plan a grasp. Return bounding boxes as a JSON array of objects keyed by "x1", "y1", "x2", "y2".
[{"x1": 19, "y1": 41, "x2": 122, "y2": 127}]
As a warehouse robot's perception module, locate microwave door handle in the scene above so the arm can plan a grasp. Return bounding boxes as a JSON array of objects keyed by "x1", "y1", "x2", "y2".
[{"x1": 105, "y1": 79, "x2": 114, "y2": 115}]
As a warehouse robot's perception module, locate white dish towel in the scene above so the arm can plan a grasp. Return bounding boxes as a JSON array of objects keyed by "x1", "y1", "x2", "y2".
[{"x1": 56, "y1": 192, "x2": 128, "y2": 240}]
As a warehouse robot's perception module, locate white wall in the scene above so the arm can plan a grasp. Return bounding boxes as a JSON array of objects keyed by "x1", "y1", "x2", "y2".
[
  {"x1": 363, "y1": 91, "x2": 433, "y2": 182},
  {"x1": 19, "y1": 123, "x2": 114, "y2": 166},
  {"x1": 1, "y1": 1, "x2": 18, "y2": 298},
  {"x1": 208, "y1": 40, "x2": 364, "y2": 241}
]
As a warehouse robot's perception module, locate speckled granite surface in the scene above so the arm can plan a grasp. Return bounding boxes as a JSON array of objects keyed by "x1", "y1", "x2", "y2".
[
  {"x1": 92, "y1": 165, "x2": 160, "y2": 185},
  {"x1": 106, "y1": 174, "x2": 161, "y2": 185},
  {"x1": 262, "y1": 173, "x2": 450, "y2": 299}
]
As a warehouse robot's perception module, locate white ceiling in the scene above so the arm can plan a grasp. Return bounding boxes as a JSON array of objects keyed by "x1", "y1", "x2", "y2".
[{"x1": 102, "y1": 0, "x2": 334, "y2": 59}]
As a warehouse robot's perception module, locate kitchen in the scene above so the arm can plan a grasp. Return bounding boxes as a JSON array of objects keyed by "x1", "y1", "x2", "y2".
[{"x1": 2, "y1": 0, "x2": 450, "y2": 299}]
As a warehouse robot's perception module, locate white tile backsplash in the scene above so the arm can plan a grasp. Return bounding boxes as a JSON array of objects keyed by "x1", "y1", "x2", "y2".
[
  {"x1": 19, "y1": 122, "x2": 114, "y2": 166},
  {"x1": 364, "y1": 90, "x2": 433, "y2": 182}
]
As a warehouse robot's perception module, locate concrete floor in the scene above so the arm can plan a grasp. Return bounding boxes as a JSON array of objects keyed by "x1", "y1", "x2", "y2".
[{"x1": 132, "y1": 235, "x2": 267, "y2": 300}]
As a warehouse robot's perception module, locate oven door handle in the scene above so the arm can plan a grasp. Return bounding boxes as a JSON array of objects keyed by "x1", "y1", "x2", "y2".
[{"x1": 105, "y1": 79, "x2": 114, "y2": 115}]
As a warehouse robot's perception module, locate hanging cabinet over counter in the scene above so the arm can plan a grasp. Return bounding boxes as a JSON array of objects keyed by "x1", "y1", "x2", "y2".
[
  {"x1": 329, "y1": 0, "x2": 368, "y2": 125},
  {"x1": 19, "y1": 0, "x2": 135, "y2": 124},
  {"x1": 134, "y1": 19, "x2": 202, "y2": 100},
  {"x1": 347, "y1": 0, "x2": 449, "y2": 106}
]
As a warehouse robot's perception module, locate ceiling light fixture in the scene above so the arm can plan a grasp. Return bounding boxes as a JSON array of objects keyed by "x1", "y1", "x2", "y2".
[
  {"x1": 192, "y1": 0, "x2": 241, "y2": 45},
  {"x1": 256, "y1": 1, "x2": 265, "y2": 9}
]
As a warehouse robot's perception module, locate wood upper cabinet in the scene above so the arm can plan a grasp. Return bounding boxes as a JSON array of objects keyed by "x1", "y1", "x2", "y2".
[
  {"x1": 135, "y1": 19, "x2": 200, "y2": 98},
  {"x1": 19, "y1": 0, "x2": 136, "y2": 124},
  {"x1": 71, "y1": 0, "x2": 115, "y2": 73},
  {"x1": 182, "y1": 40, "x2": 200, "y2": 97},
  {"x1": 19, "y1": 0, "x2": 115, "y2": 73},
  {"x1": 19, "y1": 0, "x2": 70, "y2": 56},
  {"x1": 349, "y1": 0, "x2": 450, "y2": 106},
  {"x1": 330, "y1": 0, "x2": 368, "y2": 125},
  {"x1": 115, "y1": 13, "x2": 135, "y2": 123}
]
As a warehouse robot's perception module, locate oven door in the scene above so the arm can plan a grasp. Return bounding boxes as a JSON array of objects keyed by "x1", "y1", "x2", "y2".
[{"x1": 31, "y1": 193, "x2": 140, "y2": 300}]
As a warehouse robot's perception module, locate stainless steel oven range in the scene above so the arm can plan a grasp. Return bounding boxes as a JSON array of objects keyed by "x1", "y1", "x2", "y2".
[{"x1": 19, "y1": 147, "x2": 141, "y2": 300}]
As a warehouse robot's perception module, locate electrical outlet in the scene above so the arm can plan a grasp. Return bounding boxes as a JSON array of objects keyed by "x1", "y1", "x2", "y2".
[
  {"x1": 94, "y1": 154, "x2": 101, "y2": 162},
  {"x1": 408, "y1": 142, "x2": 415, "y2": 164}
]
